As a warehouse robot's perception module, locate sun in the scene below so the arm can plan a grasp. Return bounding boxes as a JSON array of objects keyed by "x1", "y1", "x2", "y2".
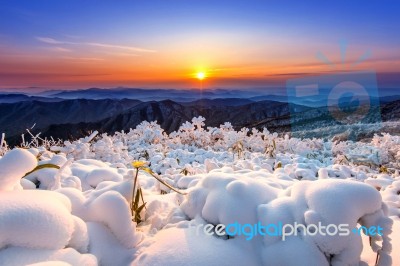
[{"x1": 196, "y1": 72, "x2": 206, "y2": 80}]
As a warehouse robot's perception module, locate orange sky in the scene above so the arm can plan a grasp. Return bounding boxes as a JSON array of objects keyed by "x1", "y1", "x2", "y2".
[{"x1": 1, "y1": 1, "x2": 400, "y2": 89}]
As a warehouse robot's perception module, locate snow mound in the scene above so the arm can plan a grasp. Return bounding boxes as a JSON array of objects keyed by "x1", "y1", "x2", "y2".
[
  {"x1": 0, "y1": 148, "x2": 37, "y2": 191},
  {"x1": 258, "y1": 179, "x2": 392, "y2": 266},
  {"x1": 85, "y1": 168, "x2": 123, "y2": 188},
  {"x1": 182, "y1": 173, "x2": 392, "y2": 265},
  {"x1": 27, "y1": 262, "x2": 72, "y2": 266},
  {"x1": 262, "y1": 237, "x2": 328, "y2": 266},
  {"x1": 86, "y1": 191, "x2": 142, "y2": 248},
  {"x1": 133, "y1": 227, "x2": 260, "y2": 266},
  {"x1": 181, "y1": 171, "x2": 279, "y2": 226},
  {"x1": 1, "y1": 119, "x2": 399, "y2": 265},
  {"x1": 0, "y1": 247, "x2": 97, "y2": 266},
  {"x1": 58, "y1": 187, "x2": 143, "y2": 249},
  {"x1": 87, "y1": 222, "x2": 136, "y2": 266},
  {"x1": 0, "y1": 190, "x2": 88, "y2": 251}
]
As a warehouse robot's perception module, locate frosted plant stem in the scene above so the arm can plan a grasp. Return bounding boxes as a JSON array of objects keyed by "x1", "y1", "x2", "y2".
[
  {"x1": 86, "y1": 131, "x2": 99, "y2": 143},
  {"x1": 51, "y1": 159, "x2": 73, "y2": 190},
  {"x1": 0, "y1": 133, "x2": 4, "y2": 149},
  {"x1": 21, "y1": 134, "x2": 25, "y2": 147},
  {"x1": 131, "y1": 168, "x2": 139, "y2": 217}
]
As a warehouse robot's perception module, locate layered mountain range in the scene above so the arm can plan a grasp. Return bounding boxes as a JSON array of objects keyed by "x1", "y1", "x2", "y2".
[{"x1": 1, "y1": 88, "x2": 399, "y2": 145}]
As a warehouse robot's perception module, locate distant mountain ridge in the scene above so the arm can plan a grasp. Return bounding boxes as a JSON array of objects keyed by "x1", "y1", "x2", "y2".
[
  {"x1": 38, "y1": 88, "x2": 276, "y2": 102},
  {"x1": 0, "y1": 98, "x2": 295, "y2": 144},
  {"x1": 51, "y1": 87, "x2": 399, "y2": 106},
  {"x1": 0, "y1": 99, "x2": 141, "y2": 142},
  {"x1": 33, "y1": 99, "x2": 295, "y2": 141},
  {"x1": 181, "y1": 98, "x2": 255, "y2": 106},
  {"x1": 2, "y1": 87, "x2": 399, "y2": 106},
  {"x1": 1, "y1": 96, "x2": 400, "y2": 146},
  {"x1": 1, "y1": 87, "x2": 400, "y2": 145},
  {"x1": 0, "y1": 94, "x2": 65, "y2": 104}
]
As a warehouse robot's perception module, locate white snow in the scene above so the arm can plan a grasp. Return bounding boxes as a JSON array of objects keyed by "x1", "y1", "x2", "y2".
[
  {"x1": 0, "y1": 118, "x2": 399, "y2": 265},
  {"x1": 0, "y1": 190, "x2": 76, "y2": 250},
  {"x1": 133, "y1": 227, "x2": 261, "y2": 266},
  {"x1": 0, "y1": 247, "x2": 97, "y2": 266},
  {"x1": 0, "y1": 148, "x2": 37, "y2": 191}
]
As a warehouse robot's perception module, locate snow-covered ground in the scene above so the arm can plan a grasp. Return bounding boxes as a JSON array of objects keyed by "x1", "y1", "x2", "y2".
[{"x1": 0, "y1": 117, "x2": 399, "y2": 266}]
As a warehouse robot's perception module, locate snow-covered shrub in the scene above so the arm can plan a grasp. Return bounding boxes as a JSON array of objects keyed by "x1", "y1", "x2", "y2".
[
  {"x1": 258, "y1": 179, "x2": 392, "y2": 266},
  {"x1": 1, "y1": 117, "x2": 399, "y2": 265},
  {"x1": 0, "y1": 133, "x2": 8, "y2": 156},
  {"x1": 0, "y1": 149, "x2": 97, "y2": 265},
  {"x1": 181, "y1": 171, "x2": 279, "y2": 226}
]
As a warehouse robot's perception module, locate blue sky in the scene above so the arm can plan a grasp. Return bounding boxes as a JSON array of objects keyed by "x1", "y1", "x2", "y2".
[{"x1": 0, "y1": 0, "x2": 399, "y2": 89}]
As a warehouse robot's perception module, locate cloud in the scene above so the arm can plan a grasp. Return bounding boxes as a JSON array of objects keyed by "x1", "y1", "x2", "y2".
[
  {"x1": 0, "y1": 72, "x2": 111, "y2": 78},
  {"x1": 36, "y1": 36, "x2": 156, "y2": 53},
  {"x1": 86, "y1": 42, "x2": 154, "y2": 53},
  {"x1": 36, "y1": 37, "x2": 65, "y2": 44}
]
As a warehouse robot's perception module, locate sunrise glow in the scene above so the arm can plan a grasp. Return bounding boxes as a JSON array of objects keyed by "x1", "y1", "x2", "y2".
[
  {"x1": 196, "y1": 72, "x2": 206, "y2": 80},
  {"x1": 0, "y1": 1, "x2": 399, "y2": 89}
]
